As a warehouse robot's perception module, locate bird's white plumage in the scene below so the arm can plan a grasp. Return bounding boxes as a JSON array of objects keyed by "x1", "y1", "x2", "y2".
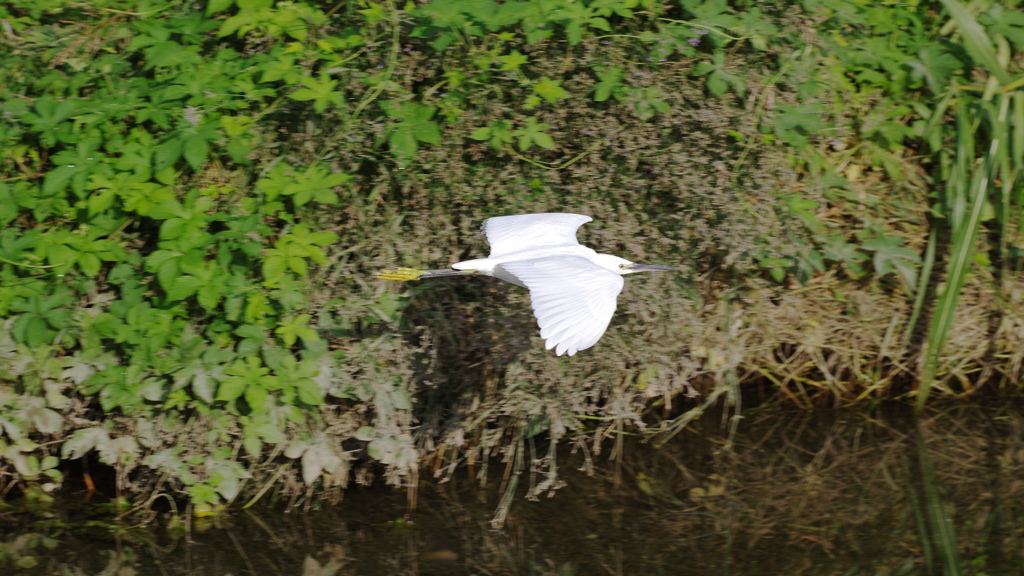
[
  {"x1": 499, "y1": 257, "x2": 624, "y2": 356},
  {"x1": 482, "y1": 213, "x2": 592, "y2": 257},
  {"x1": 409, "y1": 212, "x2": 672, "y2": 356}
]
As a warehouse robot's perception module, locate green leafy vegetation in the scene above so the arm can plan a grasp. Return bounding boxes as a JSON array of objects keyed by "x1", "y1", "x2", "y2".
[{"x1": 0, "y1": 0, "x2": 1022, "y2": 523}]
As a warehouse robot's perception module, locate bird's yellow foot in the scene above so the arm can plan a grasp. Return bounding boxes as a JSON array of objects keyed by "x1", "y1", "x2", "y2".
[{"x1": 376, "y1": 267, "x2": 423, "y2": 281}]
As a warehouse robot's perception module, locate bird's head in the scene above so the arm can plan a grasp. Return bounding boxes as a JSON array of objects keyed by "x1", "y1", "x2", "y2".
[{"x1": 594, "y1": 254, "x2": 674, "y2": 276}]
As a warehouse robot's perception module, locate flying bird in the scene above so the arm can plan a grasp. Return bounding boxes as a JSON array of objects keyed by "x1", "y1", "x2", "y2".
[{"x1": 377, "y1": 213, "x2": 673, "y2": 356}]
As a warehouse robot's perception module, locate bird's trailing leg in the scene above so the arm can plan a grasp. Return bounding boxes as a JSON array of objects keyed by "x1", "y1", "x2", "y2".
[{"x1": 376, "y1": 267, "x2": 477, "y2": 281}]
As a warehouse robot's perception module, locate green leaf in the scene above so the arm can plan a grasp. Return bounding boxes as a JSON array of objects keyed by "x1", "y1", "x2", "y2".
[
  {"x1": 289, "y1": 75, "x2": 342, "y2": 113},
  {"x1": 262, "y1": 256, "x2": 287, "y2": 282},
  {"x1": 497, "y1": 50, "x2": 528, "y2": 71},
  {"x1": 235, "y1": 324, "x2": 265, "y2": 339},
  {"x1": 183, "y1": 135, "x2": 210, "y2": 171},
  {"x1": 275, "y1": 314, "x2": 318, "y2": 347},
  {"x1": 822, "y1": 236, "x2": 868, "y2": 277},
  {"x1": 14, "y1": 315, "x2": 48, "y2": 347},
  {"x1": 382, "y1": 101, "x2": 441, "y2": 162},
  {"x1": 167, "y1": 275, "x2": 204, "y2": 300},
  {"x1": 863, "y1": 235, "x2": 922, "y2": 289},
  {"x1": 774, "y1": 102, "x2": 825, "y2": 149},
  {"x1": 759, "y1": 256, "x2": 790, "y2": 283},
  {"x1": 197, "y1": 284, "x2": 222, "y2": 311},
  {"x1": 906, "y1": 43, "x2": 962, "y2": 95},
  {"x1": 706, "y1": 72, "x2": 729, "y2": 98},
  {"x1": 512, "y1": 117, "x2": 555, "y2": 152},
  {"x1": 25, "y1": 400, "x2": 63, "y2": 434},
  {"x1": 215, "y1": 375, "x2": 246, "y2": 402},
  {"x1": 260, "y1": 53, "x2": 300, "y2": 84},
  {"x1": 192, "y1": 372, "x2": 215, "y2": 404},
  {"x1": 469, "y1": 119, "x2": 513, "y2": 150},
  {"x1": 693, "y1": 61, "x2": 717, "y2": 76},
  {"x1": 301, "y1": 440, "x2": 341, "y2": 485},
  {"x1": 532, "y1": 77, "x2": 569, "y2": 105},
  {"x1": 245, "y1": 385, "x2": 268, "y2": 411},
  {"x1": 78, "y1": 252, "x2": 101, "y2": 277},
  {"x1": 155, "y1": 138, "x2": 183, "y2": 172},
  {"x1": 783, "y1": 194, "x2": 822, "y2": 232},
  {"x1": 985, "y1": 6, "x2": 1024, "y2": 48},
  {"x1": 628, "y1": 86, "x2": 670, "y2": 121},
  {"x1": 278, "y1": 165, "x2": 349, "y2": 206},
  {"x1": 62, "y1": 427, "x2": 112, "y2": 460},
  {"x1": 88, "y1": 188, "x2": 116, "y2": 216},
  {"x1": 189, "y1": 483, "x2": 220, "y2": 506},
  {"x1": 593, "y1": 66, "x2": 623, "y2": 102},
  {"x1": 937, "y1": 0, "x2": 1011, "y2": 85},
  {"x1": 296, "y1": 378, "x2": 324, "y2": 405},
  {"x1": 359, "y1": 3, "x2": 386, "y2": 24},
  {"x1": 389, "y1": 130, "x2": 417, "y2": 160},
  {"x1": 207, "y1": 0, "x2": 235, "y2": 14}
]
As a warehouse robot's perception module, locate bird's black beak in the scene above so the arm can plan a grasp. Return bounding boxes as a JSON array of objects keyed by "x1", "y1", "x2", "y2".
[{"x1": 629, "y1": 263, "x2": 674, "y2": 273}]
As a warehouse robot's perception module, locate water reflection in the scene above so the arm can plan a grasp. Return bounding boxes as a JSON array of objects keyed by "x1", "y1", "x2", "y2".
[{"x1": 2, "y1": 406, "x2": 1021, "y2": 575}]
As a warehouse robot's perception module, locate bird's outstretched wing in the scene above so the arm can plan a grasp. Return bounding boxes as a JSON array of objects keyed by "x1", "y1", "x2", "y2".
[
  {"x1": 483, "y1": 213, "x2": 592, "y2": 257},
  {"x1": 498, "y1": 256, "x2": 624, "y2": 356}
]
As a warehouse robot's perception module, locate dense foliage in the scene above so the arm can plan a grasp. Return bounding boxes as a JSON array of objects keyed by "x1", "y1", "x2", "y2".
[{"x1": 0, "y1": 0, "x2": 1022, "y2": 514}]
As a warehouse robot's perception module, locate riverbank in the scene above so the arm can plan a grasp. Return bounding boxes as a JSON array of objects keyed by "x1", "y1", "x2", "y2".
[{"x1": 0, "y1": 0, "x2": 1021, "y2": 519}]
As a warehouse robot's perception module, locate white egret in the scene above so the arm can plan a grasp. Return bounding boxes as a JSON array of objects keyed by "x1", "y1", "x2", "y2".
[{"x1": 377, "y1": 213, "x2": 673, "y2": 356}]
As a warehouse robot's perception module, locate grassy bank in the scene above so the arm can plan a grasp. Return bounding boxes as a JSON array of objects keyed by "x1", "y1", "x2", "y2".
[{"x1": 0, "y1": 0, "x2": 1022, "y2": 515}]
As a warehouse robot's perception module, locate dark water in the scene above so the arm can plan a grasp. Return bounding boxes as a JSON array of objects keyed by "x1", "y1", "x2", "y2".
[{"x1": 3, "y1": 406, "x2": 1023, "y2": 575}]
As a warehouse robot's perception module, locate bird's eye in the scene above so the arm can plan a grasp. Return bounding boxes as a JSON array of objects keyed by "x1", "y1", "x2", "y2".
[{"x1": 619, "y1": 263, "x2": 628, "y2": 270}]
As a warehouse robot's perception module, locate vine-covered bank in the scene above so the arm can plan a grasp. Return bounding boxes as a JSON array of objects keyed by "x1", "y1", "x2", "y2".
[{"x1": 0, "y1": 0, "x2": 1022, "y2": 515}]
